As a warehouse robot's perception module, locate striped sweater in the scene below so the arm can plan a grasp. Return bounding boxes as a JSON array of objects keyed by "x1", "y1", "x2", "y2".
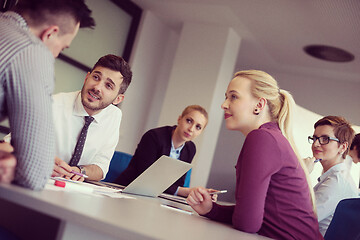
[{"x1": 0, "y1": 11, "x2": 55, "y2": 190}]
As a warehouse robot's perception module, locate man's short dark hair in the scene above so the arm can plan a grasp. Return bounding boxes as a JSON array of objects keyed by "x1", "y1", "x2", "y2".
[
  {"x1": 91, "y1": 55, "x2": 132, "y2": 94},
  {"x1": 13, "y1": 0, "x2": 95, "y2": 32}
]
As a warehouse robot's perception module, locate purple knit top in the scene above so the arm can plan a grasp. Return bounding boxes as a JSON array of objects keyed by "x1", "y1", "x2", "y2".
[{"x1": 205, "y1": 122, "x2": 322, "y2": 239}]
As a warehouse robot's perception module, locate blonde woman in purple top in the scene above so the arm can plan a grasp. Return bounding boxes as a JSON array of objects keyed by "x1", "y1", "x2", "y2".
[{"x1": 187, "y1": 70, "x2": 323, "y2": 239}]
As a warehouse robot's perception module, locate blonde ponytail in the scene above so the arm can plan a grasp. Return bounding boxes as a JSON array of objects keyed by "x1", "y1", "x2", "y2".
[
  {"x1": 233, "y1": 70, "x2": 317, "y2": 214},
  {"x1": 278, "y1": 89, "x2": 317, "y2": 214}
]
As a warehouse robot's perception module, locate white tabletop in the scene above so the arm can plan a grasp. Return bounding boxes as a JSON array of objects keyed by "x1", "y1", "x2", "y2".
[{"x1": 0, "y1": 182, "x2": 271, "y2": 240}]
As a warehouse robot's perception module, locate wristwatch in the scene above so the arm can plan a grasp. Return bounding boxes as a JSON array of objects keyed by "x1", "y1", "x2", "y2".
[{"x1": 77, "y1": 165, "x2": 87, "y2": 176}]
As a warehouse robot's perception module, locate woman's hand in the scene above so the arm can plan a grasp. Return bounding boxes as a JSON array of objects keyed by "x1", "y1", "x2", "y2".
[
  {"x1": 207, "y1": 188, "x2": 220, "y2": 202},
  {"x1": 186, "y1": 187, "x2": 213, "y2": 215},
  {"x1": 177, "y1": 187, "x2": 219, "y2": 202},
  {"x1": 177, "y1": 186, "x2": 194, "y2": 197},
  {"x1": 303, "y1": 157, "x2": 316, "y2": 174}
]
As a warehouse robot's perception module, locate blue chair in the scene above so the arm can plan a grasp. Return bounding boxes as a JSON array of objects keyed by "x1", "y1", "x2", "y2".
[
  {"x1": 183, "y1": 168, "x2": 192, "y2": 188},
  {"x1": 102, "y1": 151, "x2": 132, "y2": 183},
  {"x1": 324, "y1": 198, "x2": 360, "y2": 240}
]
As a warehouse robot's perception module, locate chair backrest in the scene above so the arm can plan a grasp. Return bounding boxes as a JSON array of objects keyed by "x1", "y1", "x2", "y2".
[
  {"x1": 102, "y1": 151, "x2": 133, "y2": 183},
  {"x1": 324, "y1": 198, "x2": 360, "y2": 240},
  {"x1": 183, "y1": 168, "x2": 192, "y2": 188}
]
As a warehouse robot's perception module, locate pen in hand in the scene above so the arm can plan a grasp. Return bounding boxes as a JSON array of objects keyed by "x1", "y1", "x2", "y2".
[
  {"x1": 70, "y1": 170, "x2": 88, "y2": 178},
  {"x1": 209, "y1": 190, "x2": 227, "y2": 195},
  {"x1": 58, "y1": 163, "x2": 88, "y2": 178},
  {"x1": 313, "y1": 159, "x2": 322, "y2": 163}
]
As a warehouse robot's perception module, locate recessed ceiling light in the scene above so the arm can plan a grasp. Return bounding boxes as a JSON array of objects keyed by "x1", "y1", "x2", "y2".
[{"x1": 304, "y1": 45, "x2": 354, "y2": 62}]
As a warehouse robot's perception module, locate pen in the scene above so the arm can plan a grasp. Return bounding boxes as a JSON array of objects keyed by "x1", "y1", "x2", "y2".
[
  {"x1": 58, "y1": 165, "x2": 88, "y2": 178},
  {"x1": 71, "y1": 170, "x2": 88, "y2": 178},
  {"x1": 209, "y1": 190, "x2": 227, "y2": 195},
  {"x1": 314, "y1": 159, "x2": 322, "y2": 163}
]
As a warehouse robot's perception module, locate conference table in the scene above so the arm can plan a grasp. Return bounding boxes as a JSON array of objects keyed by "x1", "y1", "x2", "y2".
[{"x1": 0, "y1": 181, "x2": 271, "y2": 240}]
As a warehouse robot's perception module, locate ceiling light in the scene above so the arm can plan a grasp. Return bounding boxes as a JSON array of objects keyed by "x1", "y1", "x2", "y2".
[{"x1": 304, "y1": 45, "x2": 354, "y2": 62}]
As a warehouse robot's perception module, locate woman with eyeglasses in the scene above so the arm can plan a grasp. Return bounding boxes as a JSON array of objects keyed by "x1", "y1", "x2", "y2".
[{"x1": 306, "y1": 116, "x2": 358, "y2": 236}]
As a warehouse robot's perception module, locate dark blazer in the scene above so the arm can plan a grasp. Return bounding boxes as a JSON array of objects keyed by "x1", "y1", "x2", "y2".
[{"x1": 114, "y1": 125, "x2": 196, "y2": 194}]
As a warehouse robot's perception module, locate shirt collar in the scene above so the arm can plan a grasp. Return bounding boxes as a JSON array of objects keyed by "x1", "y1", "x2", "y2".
[
  {"x1": 318, "y1": 162, "x2": 346, "y2": 183},
  {"x1": 171, "y1": 141, "x2": 185, "y2": 153}
]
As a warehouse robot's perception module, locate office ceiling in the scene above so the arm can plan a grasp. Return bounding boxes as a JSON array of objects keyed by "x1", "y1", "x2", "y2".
[{"x1": 132, "y1": 0, "x2": 360, "y2": 83}]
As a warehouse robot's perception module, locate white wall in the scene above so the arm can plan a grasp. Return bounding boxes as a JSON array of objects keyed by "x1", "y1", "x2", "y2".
[
  {"x1": 154, "y1": 22, "x2": 241, "y2": 187},
  {"x1": 273, "y1": 70, "x2": 360, "y2": 126},
  {"x1": 116, "y1": 11, "x2": 179, "y2": 154},
  {"x1": 62, "y1": 0, "x2": 131, "y2": 67},
  {"x1": 143, "y1": 27, "x2": 180, "y2": 132},
  {"x1": 54, "y1": 60, "x2": 86, "y2": 94}
]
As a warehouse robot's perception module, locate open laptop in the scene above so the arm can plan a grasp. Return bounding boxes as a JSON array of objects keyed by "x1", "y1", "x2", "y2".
[{"x1": 121, "y1": 155, "x2": 192, "y2": 197}]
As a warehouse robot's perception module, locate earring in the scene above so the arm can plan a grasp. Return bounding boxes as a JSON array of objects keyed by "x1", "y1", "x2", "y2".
[{"x1": 254, "y1": 109, "x2": 259, "y2": 115}]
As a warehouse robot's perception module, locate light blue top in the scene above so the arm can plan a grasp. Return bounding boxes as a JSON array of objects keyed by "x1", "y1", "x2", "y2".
[
  {"x1": 314, "y1": 162, "x2": 358, "y2": 236},
  {"x1": 170, "y1": 141, "x2": 185, "y2": 195}
]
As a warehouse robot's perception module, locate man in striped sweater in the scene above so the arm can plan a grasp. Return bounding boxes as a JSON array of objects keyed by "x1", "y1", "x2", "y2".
[{"x1": 0, "y1": 0, "x2": 95, "y2": 190}]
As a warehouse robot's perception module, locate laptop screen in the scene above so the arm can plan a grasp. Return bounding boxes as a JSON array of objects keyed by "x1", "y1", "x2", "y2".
[{"x1": 122, "y1": 155, "x2": 192, "y2": 197}]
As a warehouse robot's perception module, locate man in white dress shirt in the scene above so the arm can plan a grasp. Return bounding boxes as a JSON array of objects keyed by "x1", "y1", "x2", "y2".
[{"x1": 52, "y1": 54, "x2": 132, "y2": 181}]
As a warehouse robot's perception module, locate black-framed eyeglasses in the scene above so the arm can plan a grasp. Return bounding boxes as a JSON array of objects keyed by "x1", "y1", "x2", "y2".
[{"x1": 308, "y1": 136, "x2": 340, "y2": 145}]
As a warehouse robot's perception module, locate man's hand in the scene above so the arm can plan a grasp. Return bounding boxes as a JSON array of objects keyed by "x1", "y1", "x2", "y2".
[
  {"x1": 186, "y1": 187, "x2": 213, "y2": 215},
  {"x1": 69, "y1": 166, "x2": 85, "y2": 182},
  {"x1": 0, "y1": 141, "x2": 14, "y2": 153},
  {"x1": 0, "y1": 150, "x2": 16, "y2": 183},
  {"x1": 52, "y1": 157, "x2": 73, "y2": 178}
]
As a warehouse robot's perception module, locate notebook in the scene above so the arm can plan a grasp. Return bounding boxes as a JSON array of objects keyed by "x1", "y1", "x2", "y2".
[{"x1": 122, "y1": 155, "x2": 192, "y2": 197}]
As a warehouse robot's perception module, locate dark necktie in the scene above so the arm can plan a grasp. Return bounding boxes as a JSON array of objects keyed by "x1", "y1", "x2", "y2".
[{"x1": 69, "y1": 116, "x2": 94, "y2": 166}]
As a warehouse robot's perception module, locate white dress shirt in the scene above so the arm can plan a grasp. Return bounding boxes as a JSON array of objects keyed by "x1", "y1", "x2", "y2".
[
  {"x1": 52, "y1": 91, "x2": 122, "y2": 178},
  {"x1": 314, "y1": 162, "x2": 358, "y2": 236}
]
